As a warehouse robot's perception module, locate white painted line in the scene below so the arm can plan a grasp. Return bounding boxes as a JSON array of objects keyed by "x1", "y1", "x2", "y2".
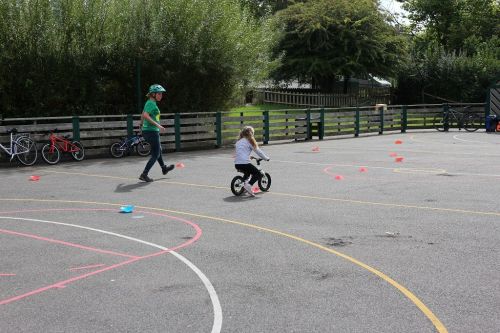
[
  {"x1": 452, "y1": 134, "x2": 495, "y2": 145},
  {"x1": 0, "y1": 216, "x2": 222, "y2": 333}
]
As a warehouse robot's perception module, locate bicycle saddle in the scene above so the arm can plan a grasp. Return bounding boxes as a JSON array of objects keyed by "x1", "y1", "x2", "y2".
[{"x1": 7, "y1": 128, "x2": 18, "y2": 134}]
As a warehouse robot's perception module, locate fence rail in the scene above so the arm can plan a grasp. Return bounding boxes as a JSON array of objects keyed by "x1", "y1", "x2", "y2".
[
  {"x1": 255, "y1": 89, "x2": 391, "y2": 107},
  {"x1": 0, "y1": 103, "x2": 486, "y2": 160}
]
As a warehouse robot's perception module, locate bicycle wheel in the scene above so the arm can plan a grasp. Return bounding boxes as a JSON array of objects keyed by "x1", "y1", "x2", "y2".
[
  {"x1": 15, "y1": 137, "x2": 38, "y2": 166},
  {"x1": 464, "y1": 113, "x2": 483, "y2": 132},
  {"x1": 433, "y1": 115, "x2": 446, "y2": 132},
  {"x1": 110, "y1": 142, "x2": 125, "y2": 158},
  {"x1": 136, "y1": 141, "x2": 151, "y2": 156},
  {"x1": 70, "y1": 141, "x2": 85, "y2": 161},
  {"x1": 41, "y1": 143, "x2": 60, "y2": 165},
  {"x1": 258, "y1": 173, "x2": 272, "y2": 192},
  {"x1": 231, "y1": 175, "x2": 245, "y2": 196}
]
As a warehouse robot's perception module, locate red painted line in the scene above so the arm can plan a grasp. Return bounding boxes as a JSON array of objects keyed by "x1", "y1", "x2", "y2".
[
  {"x1": 0, "y1": 228, "x2": 139, "y2": 259},
  {"x1": 0, "y1": 273, "x2": 16, "y2": 277},
  {"x1": 69, "y1": 264, "x2": 106, "y2": 271},
  {"x1": 0, "y1": 208, "x2": 202, "y2": 306}
]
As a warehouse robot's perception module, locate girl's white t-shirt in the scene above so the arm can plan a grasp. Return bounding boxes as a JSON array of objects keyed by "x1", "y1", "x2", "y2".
[{"x1": 234, "y1": 138, "x2": 269, "y2": 164}]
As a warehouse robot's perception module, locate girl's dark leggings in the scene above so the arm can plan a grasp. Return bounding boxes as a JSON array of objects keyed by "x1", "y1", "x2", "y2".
[
  {"x1": 142, "y1": 131, "x2": 165, "y2": 175},
  {"x1": 235, "y1": 163, "x2": 262, "y2": 185}
]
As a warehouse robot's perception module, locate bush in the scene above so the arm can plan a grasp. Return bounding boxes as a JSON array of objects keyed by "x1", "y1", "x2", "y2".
[{"x1": 0, "y1": 0, "x2": 278, "y2": 117}]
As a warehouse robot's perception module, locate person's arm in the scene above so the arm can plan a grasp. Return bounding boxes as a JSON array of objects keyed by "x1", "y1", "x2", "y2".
[
  {"x1": 254, "y1": 147, "x2": 270, "y2": 161},
  {"x1": 142, "y1": 111, "x2": 166, "y2": 132}
]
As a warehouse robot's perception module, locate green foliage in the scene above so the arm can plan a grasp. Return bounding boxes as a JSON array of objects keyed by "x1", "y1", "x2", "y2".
[
  {"x1": 0, "y1": 0, "x2": 278, "y2": 117},
  {"x1": 394, "y1": 0, "x2": 500, "y2": 103},
  {"x1": 401, "y1": 0, "x2": 500, "y2": 52},
  {"x1": 271, "y1": 0, "x2": 407, "y2": 91},
  {"x1": 395, "y1": 39, "x2": 500, "y2": 103}
]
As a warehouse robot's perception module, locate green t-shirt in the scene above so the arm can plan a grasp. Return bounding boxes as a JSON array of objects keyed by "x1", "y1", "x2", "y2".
[{"x1": 142, "y1": 100, "x2": 160, "y2": 132}]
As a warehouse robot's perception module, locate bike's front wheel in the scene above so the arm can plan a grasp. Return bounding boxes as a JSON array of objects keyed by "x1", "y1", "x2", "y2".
[
  {"x1": 41, "y1": 143, "x2": 60, "y2": 164},
  {"x1": 258, "y1": 173, "x2": 272, "y2": 192},
  {"x1": 15, "y1": 137, "x2": 38, "y2": 166},
  {"x1": 464, "y1": 113, "x2": 483, "y2": 132},
  {"x1": 71, "y1": 141, "x2": 85, "y2": 161},
  {"x1": 231, "y1": 176, "x2": 246, "y2": 196},
  {"x1": 110, "y1": 142, "x2": 125, "y2": 158},
  {"x1": 136, "y1": 141, "x2": 151, "y2": 156}
]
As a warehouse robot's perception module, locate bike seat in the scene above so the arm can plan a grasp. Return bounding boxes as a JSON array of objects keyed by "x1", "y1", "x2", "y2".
[{"x1": 7, "y1": 128, "x2": 18, "y2": 134}]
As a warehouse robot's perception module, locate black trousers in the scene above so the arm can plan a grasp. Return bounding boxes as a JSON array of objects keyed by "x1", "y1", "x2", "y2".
[
  {"x1": 142, "y1": 131, "x2": 165, "y2": 174},
  {"x1": 235, "y1": 163, "x2": 262, "y2": 185}
]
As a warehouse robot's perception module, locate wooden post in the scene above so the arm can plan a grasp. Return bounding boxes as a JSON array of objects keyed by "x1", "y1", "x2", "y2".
[
  {"x1": 127, "y1": 114, "x2": 134, "y2": 138},
  {"x1": 174, "y1": 113, "x2": 181, "y2": 151},
  {"x1": 401, "y1": 105, "x2": 407, "y2": 133},
  {"x1": 263, "y1": 111, "x2": 269, "y2": 144},
  {"x1": 216, "y1": 112, "x2": 222, "y2": 147},
  {"x1": 355, "y1": 108, "x2": 360, "y2": 137},
  {"x1": 72, "y1": 116, "x2": 80, "y2": 141}
]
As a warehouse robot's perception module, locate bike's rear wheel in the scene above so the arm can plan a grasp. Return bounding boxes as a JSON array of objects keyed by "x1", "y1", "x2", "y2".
[
  {"x1": 71, "y1": 141, "x2": 85, "y2": 161},
  {"x1": 231, "y1": 175, "x2": 245, "y2": 196},
  {"x1": 464, "y1": 113, "x2": 483, "y2": 132},
  {"x1": 110, "y1": 142, "x2": 125, "y2": 158},
  {"x1": 258, "y1": 173, "x2": 271, "y2": 192},
  {"x1": 15, "y1": 137, "x2": 38, "y2": 166},
  {"x1": 136, "y1": 141, "x2": 151, "y2": 156}
]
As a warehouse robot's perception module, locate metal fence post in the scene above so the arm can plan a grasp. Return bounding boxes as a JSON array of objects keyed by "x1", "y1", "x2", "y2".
[
  {"x1": 263, "y1": 110, "x2": 269, "y2": 144},
  {"x1": 216, "y1": 112, "x2": 222, "y2": 147},
  {"x1": 127, "y1": 114, "x2": 134, "y2": 138},
  {"x1": 174, "y1": 113, "x2": 181, "y2": 151},
  {"x1": 319, "y1": 108, "x2": 325, "y2": 140},
  {"x1": 355, "y1": 108, "x2": 360, "y2": 137},
  {"x1": 402, "y1": 105, "x2": 407, "y2": 133},
  {"x1": 72, "y1": 116, "x2": 80, "y2": 141}
]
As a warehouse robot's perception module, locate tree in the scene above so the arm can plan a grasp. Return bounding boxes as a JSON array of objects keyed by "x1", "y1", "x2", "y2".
[
  {"x1": 399, "y1": 0, "x2": 500, "y2": 52},
  {"x1": 271, "y1": 0, "x2": 407, "y2": 91}
]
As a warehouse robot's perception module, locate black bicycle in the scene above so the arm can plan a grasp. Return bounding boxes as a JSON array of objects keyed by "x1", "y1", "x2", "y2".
[
  {"x1": 433, "y1": 105, "x2": 483, "y2": 132},
  {"x1": 231, "y1": 157, "x2": 271, "y2": 196},
  {"x1": 109, "y1": 131, "x2": 151, "y2": 158}
]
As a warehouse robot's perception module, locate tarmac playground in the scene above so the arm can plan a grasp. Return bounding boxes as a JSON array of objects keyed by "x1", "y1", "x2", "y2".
[{"x1": 1, "y1": 130, "x2": 499, "y2": 332}]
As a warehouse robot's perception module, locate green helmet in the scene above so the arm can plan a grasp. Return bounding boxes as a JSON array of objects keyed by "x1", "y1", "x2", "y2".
[{"x1": 148, "y1": 84, "x2": 166, "y2": 94}]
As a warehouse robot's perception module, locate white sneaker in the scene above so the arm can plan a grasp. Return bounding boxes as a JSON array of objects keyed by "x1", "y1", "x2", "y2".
[{"x1": 243, "y1": 182, "x2": 255, "y2": 196}]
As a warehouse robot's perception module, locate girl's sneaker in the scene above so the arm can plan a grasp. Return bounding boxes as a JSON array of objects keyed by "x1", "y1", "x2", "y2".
[
  {"x1": 243, "y1": 182, "x2": 255, "y2": 196},
  {"x1": 162, "y1": 164, "x2": 175, "y2": 175},
  {"x1": 139, "y1": 173, "x2": 153, "y2": 182}
]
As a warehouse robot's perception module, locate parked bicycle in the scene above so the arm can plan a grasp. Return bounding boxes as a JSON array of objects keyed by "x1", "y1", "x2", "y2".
[
  {"x1": 231, "y1": 157, "x2": 271, "y2": 196},
  {"x1": 0, "y1": 128, "x2": 38, "y2": 166},
  {"x1": 433, "y1": 105, "x2": 483, "y2": 132},
  {"x1": 41, "y1": 129, "x2": 85, "y2": 164},
  {"x1": 109, "y1": 131, "x2": 151, "y2": 158}
]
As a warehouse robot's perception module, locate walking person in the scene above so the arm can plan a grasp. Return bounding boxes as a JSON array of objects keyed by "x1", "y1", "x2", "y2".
[
  {"x1": 139, "y1": 84, "x2": 174, "y2": 182},
  {"x1": 234, "y1": 126, "x2": 270, "y2": 196}
]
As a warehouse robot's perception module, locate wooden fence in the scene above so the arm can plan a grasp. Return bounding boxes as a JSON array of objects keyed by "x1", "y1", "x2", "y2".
[
  {"x1": 0, "y1": 103, "x2": 486, "y2": 159},
  {"x1": 255, "y1": 89, "x2": 391, "y2": 107}
]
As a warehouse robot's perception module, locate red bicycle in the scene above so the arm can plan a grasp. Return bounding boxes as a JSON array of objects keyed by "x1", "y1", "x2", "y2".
[{"x1": 41, "y1": 129, "x2": 85, "y2": 164}]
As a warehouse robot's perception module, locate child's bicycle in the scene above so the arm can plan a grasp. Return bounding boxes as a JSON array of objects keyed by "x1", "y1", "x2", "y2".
[
  {"x1": 0, "y1": 128, "x2": 38, "y2": 166},
  {"x1": 231, "y1": 157, "x2": 271, "y2": 196},
  {"x1": 40, "y1": 129, "x2": 85, "y2": 164},
  {"x1": 109, "y1": 131, "x2": 151, "y2": 158}
]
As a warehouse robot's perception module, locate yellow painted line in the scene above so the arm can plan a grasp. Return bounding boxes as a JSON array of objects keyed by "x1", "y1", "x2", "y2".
[
  {"x1": 0, "y1": 198, "x2": 448, "y2": 332},
  {"x1": 43, "y1": 170, "x2": 500, "y2": 217}
]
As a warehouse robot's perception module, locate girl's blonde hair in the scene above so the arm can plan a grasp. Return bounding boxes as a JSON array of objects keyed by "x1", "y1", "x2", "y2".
[{"x1": 239, "y1": 126, "x2": 258, "y2": 148}]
